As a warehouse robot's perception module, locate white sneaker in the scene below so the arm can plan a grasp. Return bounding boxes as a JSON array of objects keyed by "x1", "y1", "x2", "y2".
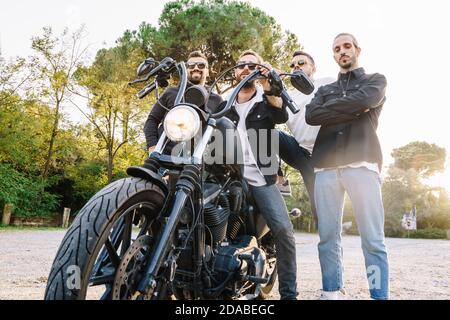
[{"x1": 319, "y1": 289, "x2": 347, "y2": 300}]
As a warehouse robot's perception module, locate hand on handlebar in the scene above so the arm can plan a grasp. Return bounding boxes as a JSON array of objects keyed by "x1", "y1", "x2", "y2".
[
  {"x1": 257, "y1": 62, "x2": 275, "y2": 92},
  {"x1": 258, "y1": 64, "x2": 284, "y2": 109},
  {"x1": 264, "y1": 68, "x2": 301, "y2": 114}
]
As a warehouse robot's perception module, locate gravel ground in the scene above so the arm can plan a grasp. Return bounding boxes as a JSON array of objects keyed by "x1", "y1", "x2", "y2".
[{"x1": 0, "y1": 230, "x2": 449, "y2": 300}]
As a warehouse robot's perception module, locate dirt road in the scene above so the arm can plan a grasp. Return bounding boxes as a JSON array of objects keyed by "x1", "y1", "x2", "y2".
[{"x1": 1, "y1": 230, "x2": 449, "y2": 300}]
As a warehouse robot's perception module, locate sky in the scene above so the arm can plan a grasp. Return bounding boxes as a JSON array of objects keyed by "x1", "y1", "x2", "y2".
[{"x1": 1, "y1": 0, "x2": 450, "y2": 189}]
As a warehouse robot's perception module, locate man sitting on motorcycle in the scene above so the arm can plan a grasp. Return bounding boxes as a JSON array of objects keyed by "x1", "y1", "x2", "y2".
[
  {"x1": 220, "y1": 49, "x2": 298, "y2": 300},
  {"x1": 144, "y1": 50, "x2": 223, "y2": 154}
]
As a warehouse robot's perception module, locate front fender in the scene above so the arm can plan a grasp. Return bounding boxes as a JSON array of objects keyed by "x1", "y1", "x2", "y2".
[{"x1": 126, "y1": 166, "x2": 168, "y2": 194}]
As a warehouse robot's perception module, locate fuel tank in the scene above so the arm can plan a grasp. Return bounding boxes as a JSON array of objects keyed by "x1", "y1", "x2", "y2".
[{"x1": 204, "y1": 117, "x2": 244, "y2": 174}]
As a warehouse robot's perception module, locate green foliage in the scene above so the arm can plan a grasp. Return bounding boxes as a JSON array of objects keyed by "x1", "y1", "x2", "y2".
[
  {"x1": 123, "y1": 0, "x2": 300, "y2": 84},
  {"x1": 2, "y1": 2, "x2": 450, "y2": 231},
  {"x1": 416, "y1": 190, "x2": 450, "y2": 229},
  {"x1": 1, "y1": 80, "x2": 54, "y2": 170},
  {"x1": 66, "y1": 160, "x2": 108, "y2": 203},
  {"x1": 280, "y1": 161, "x2": 316, "y2": 232},
  {"x1": 0, "y1": 164, "x2": 59, "y2": 217},
  {"x1": 29, "y1": 26, "x2": 89, "y2": 179},
  {"x1": 382, "y1": 142, "x2": 450, "y2": 238},
  {"x1": 382, "y1": 167, "x2": 426, "y2": 219},
  {"x1": 0, "y1": 90, "x2": 79, "y2": 217},
  {"x1": 0, "y1": 164, "x2": 23, "y2": 205},
  {"x1": 409, "y1": 228, "x2": 447, "y2": 240},
  {"x1": 0, "y1": 57, "x2": 28, "y2": 100},
  {"x1": 75, "y1": 38, "x2": 150, "y2": 183},
  {"x1": 392, "y1": 141, "x2": 446, "y2": 178},
  {"x1": 384, "y1": 213, "x2": 407, "y2": 238}
]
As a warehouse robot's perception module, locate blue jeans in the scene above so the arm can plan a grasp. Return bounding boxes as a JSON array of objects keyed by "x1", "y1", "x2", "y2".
[
  {"x1": 278, "y1": 131, "x2": 316, "y2": 218},
  {"x1": 249, "y1": 184, "x2": 298, "y2": 300},
  {"x1": 315, "y1": 167, "x2": 389, "y2": 300}
]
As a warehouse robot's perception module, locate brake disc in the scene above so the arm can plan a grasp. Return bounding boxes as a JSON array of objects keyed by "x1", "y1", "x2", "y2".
[{"x1": 112, "y1": 235, "x2": 153, "y2": 300}]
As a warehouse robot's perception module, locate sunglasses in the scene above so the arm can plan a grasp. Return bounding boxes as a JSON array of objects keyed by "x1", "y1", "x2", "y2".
[
  {"x1": 290, "y1": 59, "x2": 307, "y2": 69},
  {"x1": 236, "y1": 61, "x2": 257, "y2": 71},
  {"x1": 186, "y1": 62, "x2": 207, "y2": 70}
]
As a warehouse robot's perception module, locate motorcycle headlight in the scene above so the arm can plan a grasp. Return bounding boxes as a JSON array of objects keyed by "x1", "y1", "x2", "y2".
[{"x1": 163, "y1": 105, "x2": 201, "y2": 142}]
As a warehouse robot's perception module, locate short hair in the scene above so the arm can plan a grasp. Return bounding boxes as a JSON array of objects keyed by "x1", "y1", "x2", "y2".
[
  {"x1": 238, "y1": 49, "x2": 263, "y2": 64},
  {"x1": 334, "y1": 33, "x2": 359, "y2": 48},
  {"x1": 292, "y1": 50, "x2": 315, "y2": 65},
  {"x1": 188, "y1": 51, "x2": 208, "y2": 65}
]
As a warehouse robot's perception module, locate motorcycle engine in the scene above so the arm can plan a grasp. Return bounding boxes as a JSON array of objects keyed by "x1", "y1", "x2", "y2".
[
  {"x1": 176, "y1": 182, "x2": 247, "y2": 277},
  {"x1": 202, "y1": 182, "x2": 244, "y2": 246},
  {"x1": 175, "y1": 181, "x2": 267, "y2": 298},
  {"x1": 202, "y1": 182, "x2": 267, "y2": 294},
  {"x1": 211, "y1": 235, "x2": 267, "y2": 290}
]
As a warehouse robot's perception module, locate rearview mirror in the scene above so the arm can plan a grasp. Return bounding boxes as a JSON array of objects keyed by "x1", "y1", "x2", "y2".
[
  {"x1": 290, "y1": 70, "x2": 315, "y2": 95},
  {"x1": 137, "y1": 58, "x2": 158, "y2": 77}
]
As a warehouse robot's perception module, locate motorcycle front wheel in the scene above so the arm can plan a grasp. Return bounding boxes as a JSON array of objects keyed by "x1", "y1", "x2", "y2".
[{"x1": 44, "y1": 178, "x2": 166, "y2": 300}]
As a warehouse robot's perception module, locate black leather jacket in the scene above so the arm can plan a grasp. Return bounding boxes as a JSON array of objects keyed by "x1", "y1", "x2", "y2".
[
  {"x1": 144, "y1": 84, "x2": 223, "y2": 148},
  {"x1": 305, "y1": 68, "x2": 387, "y2": 171},
  {"x1": 223, "y1": 93, "x2": 288, "y2": 185}
]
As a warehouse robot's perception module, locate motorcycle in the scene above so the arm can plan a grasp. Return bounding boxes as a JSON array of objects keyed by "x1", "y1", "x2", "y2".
[{"x1": 44, "y1": 56, "x2": 314, "y2": 300}]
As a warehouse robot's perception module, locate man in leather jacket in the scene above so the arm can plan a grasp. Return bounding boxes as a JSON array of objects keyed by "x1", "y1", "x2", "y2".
[
  {"x1": 220, "y1": 49, "x2": 298, "y2": 300},
  {"x1": 305, "y1": 33, "x2": 389, "y2": 300},
  {"x1": 143, "y1": 51, "x2": 223, "y2": 153}
]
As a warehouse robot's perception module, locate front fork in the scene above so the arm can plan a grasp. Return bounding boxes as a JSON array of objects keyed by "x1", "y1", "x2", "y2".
[
  {"x1": 137, "y1": 182, "x2": 193, "y2": 295},
  {"x1": 137, "y1": 122, "x2": 215, "y2": 295}
]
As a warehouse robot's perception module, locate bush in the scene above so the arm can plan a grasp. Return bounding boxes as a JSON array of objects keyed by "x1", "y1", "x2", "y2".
[
  {"x1": 384, "y1": 212, "x2": 408, "y2": 238},
  {"x1": 66, "y1": 160, "x2": 108, "y2": 204},
  {"x1": 0, "y1": 164, "x2": 59, "y2": 217},
  {"x1": 408, "y1": 228, "x2": 447, "y2": 239},
  {"x1": 344, "y1": 226, "x2": 360, "y2": 236}
]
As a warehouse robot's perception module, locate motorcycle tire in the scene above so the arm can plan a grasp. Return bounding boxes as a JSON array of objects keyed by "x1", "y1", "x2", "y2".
[{"x1": 44, "y1": 178, "x2": 165, "y2": 300}]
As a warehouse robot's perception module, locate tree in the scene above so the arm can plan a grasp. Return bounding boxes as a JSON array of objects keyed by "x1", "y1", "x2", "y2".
[
  {"x1": 391, "y1": 141, "x2": 446, "y2": 178},
  {"x1": 0, "y1": 95, "x2": 53, "y2": 174},
  {"x1": 0, "y1": 164, "x2": 59, "y2": 218},
  {"x1": 382, "y1": 142, "x2": 450, "y2": 237},
  {"x1": 0, "y1": 57, "x2": 30, "y2": 106},
  {"x1": 0, "y1": 90, "x2": 89, "y2": 217},
  {"x1": 73, "y1": 40, "x2": 149, "y2": 183},
  {"x1": 2, "y1": 1, "x2": 304, "y2": 219},
  {"x1": 123, "y1": 0, "x2": 300, "y2": 88},
  {"x1": 30, "y1": 26, "x2": 89, "y2": 179}
]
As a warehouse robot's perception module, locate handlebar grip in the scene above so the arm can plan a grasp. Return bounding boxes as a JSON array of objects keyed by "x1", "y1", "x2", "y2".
[
  {"x1": 211, "y1": 69, "x2": 262, "y2": 119},
  {"x1": 281, "y1": 90, "x2": 300, "y2": 114},
  {"x1": 129, "y1": 79, "x2": 144, "y2": 85},
  {"x1": 137, "y1": 82, "x2": 157, "y2": 99}
]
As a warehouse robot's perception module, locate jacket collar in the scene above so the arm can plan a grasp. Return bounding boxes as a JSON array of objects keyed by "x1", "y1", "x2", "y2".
[
  {"x1": 229, "y1": 86, "x2": 264, "y2": 118},
  {"x1": 338, "y1": 67, "x2": 365, "y2": 81},
  {"x1": 227, "y1": 85, "x2": 264, "y2": 104}
]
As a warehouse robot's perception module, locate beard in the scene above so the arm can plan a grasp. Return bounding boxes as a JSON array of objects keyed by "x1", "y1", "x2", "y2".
[
  {"x1": 188, "y1": 72, "x2": 205, "y2": 85},
  {"x1": 237, "y1": 74, "x2": 256, "y2": 89},
  {"x1": 242, "y1": 80, "x2": 255, "y2": 89},
  {"x1": 189, "y1": 77, "x2": 202, "y2": 85},
  {"x1": 338, "y1": 56, "x2": 356, "y2": 70}
]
